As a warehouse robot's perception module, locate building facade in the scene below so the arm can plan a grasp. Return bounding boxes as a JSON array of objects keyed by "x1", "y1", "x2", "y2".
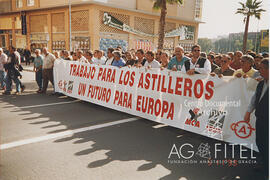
[{"x1": 0, "y1": 0, "x2": 203, "y2": 52}]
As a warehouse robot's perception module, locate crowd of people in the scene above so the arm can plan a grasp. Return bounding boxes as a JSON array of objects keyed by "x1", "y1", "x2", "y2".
[
  {"x1": 0, "y1": 44, "x2": 269, "y2": 178},
  {"x1": 0, "y1": 45, "x2": 269, "y2": 95}
]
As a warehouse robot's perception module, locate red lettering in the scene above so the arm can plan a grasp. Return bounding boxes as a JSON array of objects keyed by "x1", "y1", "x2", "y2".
[
  {"x1": 129, "y1": 71, "x2": 135, "y2": 87},
  {"x1": 123, "y1": 92, "x2": 128, "y2": 107},
  {"x1": 168, "y1": 76, "x2": 174, "y2": 94},
  {"x1": 101, "y1": 68, "x2": 107, "y2": 81},
  {"x1": 175, "y1": 77, "x2": 183, "y2": 95},
  {"x1": 106, "y1": 89, "x2": 111, "y2": 103},
  {"x1": 145, "y1": 73, "x2": 151, "y2": 89},
  {"x1": 152, "y1": 74, "x2": 158, "y2": 90},
  {"x1": 79, "y1": 65, "x2": 84, "y2": 77},
  {"x1": 161, "y1": 75, "x2": 167, "y2": 93},
  {"x1": 127, "y1": 94, "x2": 132, "y2": 109},
  {"x1": 111, "y1": 69, "x2": 116, "y2": 83},
  {"x1": 106, "y1": 68, "x2": 112, "y2": 82},
  {"x1": 194, "y1": 79, "x2": 204, "y2": 98},
  {"x1": 167, "y1": 103, "x2": 174, "y2": 120},
  {"x1": 157, "y1": 75, "x2": 162, "y2": 92},
  {"x1": 114, "y1": 91, "x2": 119, "y2": 104},
  {"x1": 119, "y1": 70, "x2": 124, "y2": 84},
  {"x1": 154, "y1": 99, "x2": 161, "y2": 116},
  {"x1": 148, "y1": 97, "x2": 154, "y2": 114},
  {"x1": 136, "y1": 95, "x2": 142, "y2": 111},
  {"x1": 142, "y1": 96, "x2": 148, "y2": 113},
  {"x1": 184, "y1": 78, "x2": 192, "y2": 97},
  {"x1": 72, "y1": 64, "x2": 77, "y2": 75},
  {"x1": 75, "y1": 65, "x2": 80, "y2": 76},
  {"x1": 161, "y1": 101, "x2": 169, "y2": 117},
  {"x1": 70, "y1": 64, "x2": 74, "y2": 75},
  {"x1": 239, "y1": 126, "x2": 247, "y2": 134},
  {"x1": 97, "y1": 67, "x2": 103, "y2": 80},
  {"x1": 205, "y1": 81, "x2": 214, "y2": 100},
  {"x1": 138, "y1": 73, "x2": 144, "y2": 88}
]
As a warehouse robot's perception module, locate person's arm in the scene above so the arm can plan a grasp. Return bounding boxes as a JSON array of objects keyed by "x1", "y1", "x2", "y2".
[
  {"x1": 167, "y1": 61, "x2": 172, "y2": 70},
  {"x1": 195, "y1": 59, "x2": 211, "y2": 74},
  {"x1": 244, "y1": 91, "x2": 256, "y2": 123},
  {"x1": 233, "y1": 70, "x2": 242, "y2": 78},
  {"x1": 3, "y1": 54, "x2": 8, "y2": 64}
]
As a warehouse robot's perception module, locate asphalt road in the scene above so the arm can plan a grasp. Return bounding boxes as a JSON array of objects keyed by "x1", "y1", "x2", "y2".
[{"x1": 0, "y1": 64, "x2": 266, "y2": 180}]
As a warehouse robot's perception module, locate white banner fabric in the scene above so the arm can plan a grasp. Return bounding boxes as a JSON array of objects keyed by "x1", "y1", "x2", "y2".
[{"x1": 54, "y1": 60, "x2": 258, "y2": 151}]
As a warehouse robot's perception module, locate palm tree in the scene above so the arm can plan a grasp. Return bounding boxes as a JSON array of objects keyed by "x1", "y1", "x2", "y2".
[
  {"x1": 153, "y1": 0, "x2": 183, "y2": 50},
  {"x1": 236, "y1": 0, "x2": 265, "y2": 53}
]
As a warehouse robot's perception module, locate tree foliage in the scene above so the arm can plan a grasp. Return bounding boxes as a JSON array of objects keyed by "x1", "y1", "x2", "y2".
[
  {"x1": 152, "y1": 0, "x2": 183, "y2": 50},
  {"x1": 236, "y1": 0, "x2": 265, "y2": 52}
]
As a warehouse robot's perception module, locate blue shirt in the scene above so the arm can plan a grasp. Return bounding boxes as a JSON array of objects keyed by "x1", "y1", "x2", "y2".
[
  {"x1": 34, "y1": 55, "x2": 43, "y2": 68},
  {"x1": 167, "y1": 56, "x2": 190, "y2": 71},
  {"x1": 112, "y1": 58, "x2": 126, "y2": 68}
]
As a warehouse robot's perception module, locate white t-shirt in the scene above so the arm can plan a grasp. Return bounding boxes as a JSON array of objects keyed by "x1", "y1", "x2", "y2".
[
  {"x1": 43, "y1": 53, "x2": 56, "y2": 69},
  {"x1": 105, "y1": 57, "x2": 114, "y2": 65},
  {"x1": 0, "y1": 53, "x2": 7, "y2": 71},
  {"x1": 78, "y1": 56, "x2": 88, "y2": 64},
  {"x1": 14, "y1": 51, "x2": 21, "y2": 64},
  {"x1": 93, "y1": 56, "x2": 106, "y2": 65},
  {"x1": 144, "y1": 59, "x2": 161, "y2": 68}
]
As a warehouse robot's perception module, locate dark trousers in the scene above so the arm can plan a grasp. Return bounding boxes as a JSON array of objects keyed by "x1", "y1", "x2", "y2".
[
  {"x1": 35, "y1": 70, "x2": 43, "y2": 89},
  {"x1": 42, "y1": 69, "x2": 54, "y2": 93},
  {"x1": 256, "y1": 116, "x2": 269, "y2": 178},
  {"x1": 25, "y1": 57, "x2": 31, "y2": 65}
]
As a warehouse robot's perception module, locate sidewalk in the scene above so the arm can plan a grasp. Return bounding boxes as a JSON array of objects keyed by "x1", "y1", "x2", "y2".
[{"x1": 21, "y1": 63, "x2": 34, "y2": 72}]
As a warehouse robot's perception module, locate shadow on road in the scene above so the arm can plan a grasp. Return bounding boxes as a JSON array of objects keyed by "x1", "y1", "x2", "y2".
[{"x1": 0, "y1": 92, "x2": 265, "y2": 180}]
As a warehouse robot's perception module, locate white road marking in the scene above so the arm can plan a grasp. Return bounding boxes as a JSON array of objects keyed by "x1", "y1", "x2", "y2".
[
  {"x1": 17, "y1": 100, "x2": 81, "y2": 109},
  {"x1": 0, "y1": 117, "x2": 140, "y2": 150}
]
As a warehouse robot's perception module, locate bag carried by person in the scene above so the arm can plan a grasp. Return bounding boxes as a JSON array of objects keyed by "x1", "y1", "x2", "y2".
[{"x1": 18, "y1": 64, "x2": 23, "y2": 71}]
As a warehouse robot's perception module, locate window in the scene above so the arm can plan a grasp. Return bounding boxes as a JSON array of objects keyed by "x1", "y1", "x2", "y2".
[
  {"x1": 27, "y1": 0, "x2": 35, "y2": 6},
  {"x1": 16, "y1": 0, "x2": 23, "y2": 8},
  {"x1": 194, "y1": 0, "x2": 202, "y2": 19}
]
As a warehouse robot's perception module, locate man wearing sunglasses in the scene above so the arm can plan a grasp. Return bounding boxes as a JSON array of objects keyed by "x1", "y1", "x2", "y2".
[
  {"x1": 182, "y1": 45, "x2": 211, "y2": 75},
  {"x1": 212, "y1": 54, "x2": 235, "y2": 77}
]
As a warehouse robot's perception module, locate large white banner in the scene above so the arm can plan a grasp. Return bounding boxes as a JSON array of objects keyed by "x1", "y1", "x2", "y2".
[{"x1": 54, "y1": 60, "x2": 258, "y2": 151}]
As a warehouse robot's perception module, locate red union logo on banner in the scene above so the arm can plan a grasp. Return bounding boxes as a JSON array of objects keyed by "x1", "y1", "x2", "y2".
[
  {"x1": 58, "y1": 80, "x2": 63, "y2": 90},
  {"x1": 185, "y1": 108, "x2": 202, "y2": 128},
  {"x1": 230, "y1": 121, "x2": 255, "y2": 139}
]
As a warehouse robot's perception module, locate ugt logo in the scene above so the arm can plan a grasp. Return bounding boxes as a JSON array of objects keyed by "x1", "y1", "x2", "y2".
[
  {"x1": 67, "y1": 81, "x2": 74, "y2": 94},
  {"x1": 185, "y1": 108, "x2": 202, "y2": 128},
  {"x1": 58, "y1": 80, "x2": 63, "y2": 90},
  {"x1": 230, "y1": 121, "x2": 255, "y2": 139}
]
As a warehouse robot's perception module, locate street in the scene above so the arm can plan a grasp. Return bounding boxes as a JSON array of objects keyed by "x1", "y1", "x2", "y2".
[{"x1": 0, "y1": 65, "x2": 265, "y2": 180}]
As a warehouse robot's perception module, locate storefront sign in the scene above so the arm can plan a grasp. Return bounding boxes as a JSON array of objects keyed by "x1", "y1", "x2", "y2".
[{"x1": 103, "y1": 12, "x2": 195, "y2": 39}]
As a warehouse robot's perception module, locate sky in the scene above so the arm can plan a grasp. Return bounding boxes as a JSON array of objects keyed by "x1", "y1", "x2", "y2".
[{"x1": 198, "y1": 0, "x2": 269, "y2": 39}]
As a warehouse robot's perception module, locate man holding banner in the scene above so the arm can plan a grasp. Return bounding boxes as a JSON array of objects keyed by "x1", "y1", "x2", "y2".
[
  {"x1": 244, "y1": 59, "x2": 269, "y2": 178},
  {"x1": 182, "y1": 45, "x2": 211, "y2": 75}
]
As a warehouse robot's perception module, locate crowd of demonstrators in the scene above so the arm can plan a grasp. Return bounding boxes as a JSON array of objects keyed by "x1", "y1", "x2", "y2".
[
  {"x1": 1, "y1": 46, "x2": 25, "y2": 95},
  {"x1": 1, "y1": 44, "x2": 269, "y2": 96},
  {"x1": 0, "y1": 48, "x2": 7, "y2": 90},
  {"x1": 0, "y1": 44, "x2": 269, "y2": 176},
  {"x1": 33, "y1": 49, "x2": 43, "y2": 93}
]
